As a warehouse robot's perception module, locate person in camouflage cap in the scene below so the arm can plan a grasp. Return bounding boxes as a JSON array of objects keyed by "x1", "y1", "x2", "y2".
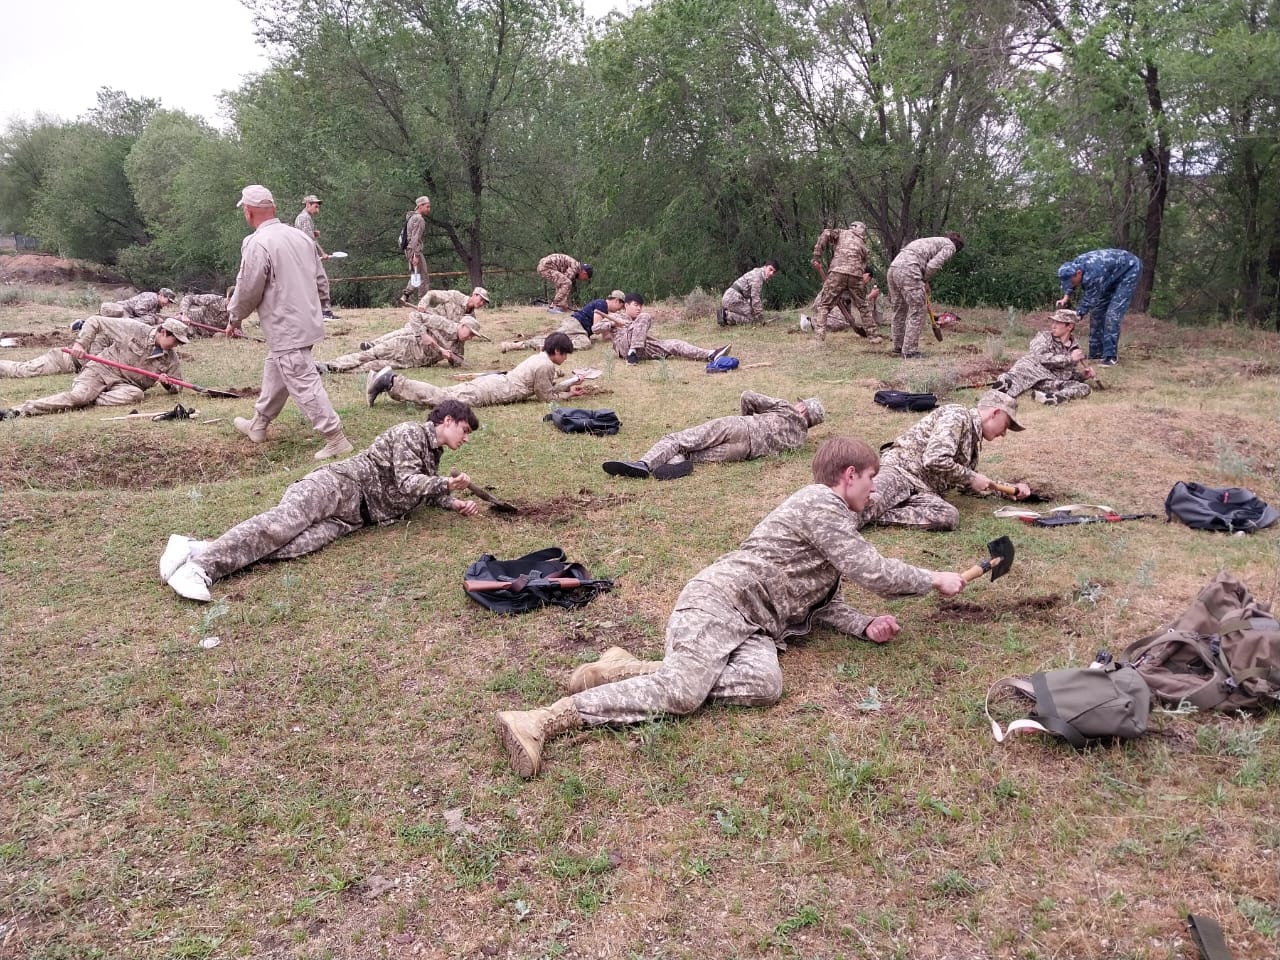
[
  {"x1": 993, "y1": 310, "x2": 1095, "y2": 405},
  {"x1": 177, "y1": 293, "x2": 230, "y2": 333},
  {"x1": 602, "y1": 391, "x2": 825, "y2": 481},
  {"x1": 494, "y1": 436, "x2": 969, "y2": 778},
  {"x1": 163, "y1": 400, "x2": 481, "y2": 603},
  {"x1": 857, "y1": 390, "x2": 1030, "y2": 531},
  {"x1": 321, "y1": 288, "x2": 487, "y2": 373},
  {"x1": 887, "y1": 233, "x2": 963, "y2": 357},
  {"x1": 99, "y1": 288, "x2": 176, "y2": 319},
  {"x1": 612, "y1": 292, "x2": 728, "y2": 365}
]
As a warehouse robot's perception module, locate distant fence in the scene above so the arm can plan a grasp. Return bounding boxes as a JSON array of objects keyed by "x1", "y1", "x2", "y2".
[{"x1": 0, "y1": 233, "x2": 39, "y2": 252}]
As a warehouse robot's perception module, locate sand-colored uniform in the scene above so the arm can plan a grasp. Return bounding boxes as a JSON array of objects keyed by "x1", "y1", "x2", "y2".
[
  {"x1": 994, "y1": 331, "x2": 1091, "y2": 402},
  {"x1": 0, "y1": 347, "x2": 80, "y2": 379},
  {"x1": 16, "y1": 316, "x2": 180, "y2": 417},
  {"x1": 640, "y1": 391, "x2": 810, "y2": 468},
  {"x1": 858, "y1": 404, "x2": 982, "y2": 531},
  {"x1": 178, "y1": 294, "x2": 230, "y2": 333},
  {"x1": 294, "y1": 208, "x2": 333, "y2": 311},
  {"x1": 406, "y1": 310, "x2": 471, "y2": 366},
  {"x1": 810, "y1": 225, "x2": 869, "y2": 339},
  {"x1": 720, "y1": 267, "x2": 768, "y2": 326},
  {"x1": 571, "y1": 483, "x2": 935, "y2": 724},
  {"x1": 537, "y1": 254, "x2": 582, "y2": 310},
  {"x1": 99, "y1": 291, "x2": 165, "y2": 319},
  {"x1": 387, "y1": 351, "x2": 577, "y2": 408},
  {"x1": 822, "y1": 288, "x2": 880, "y2": 335},
  {"x1": 611, "y1": 310, "x2": 713, "y2": 362},
  {"x1": 228, "y1": 217, "x2": 341, "y2": 435},
  {"x1": 506, "y1": 313, "x2": 609, "y2": 353},
  {"x1": 324, "y1": 331, "x2": 443, "y2": 373},
  {"x1": 402, "y1": 211, "x2": 428, "y2": 301},
  {"x1": 195, "y1": 421, "x2": 462, "y2": 582},
  {"x1": 887, "y1": 237, "x2": 957, "y2": 354}
]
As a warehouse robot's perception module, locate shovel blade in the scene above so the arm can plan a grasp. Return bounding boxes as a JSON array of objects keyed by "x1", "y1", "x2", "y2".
[{"x1": 987, "y1": 536, "x2": 1015, "y2": 581}]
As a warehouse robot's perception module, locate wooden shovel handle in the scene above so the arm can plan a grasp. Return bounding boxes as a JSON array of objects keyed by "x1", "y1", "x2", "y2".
[{"x1": 960, "y1": 555, "x2": 1006, "y2": 583}]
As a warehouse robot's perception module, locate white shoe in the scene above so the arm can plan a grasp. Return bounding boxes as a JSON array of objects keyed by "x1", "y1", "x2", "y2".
[
  {"x1": 168, "y1": 560, "x2": 212, "y2": 602},
  {"x1": 159, "y1": 535, "x2": 193, "y2": 583}
]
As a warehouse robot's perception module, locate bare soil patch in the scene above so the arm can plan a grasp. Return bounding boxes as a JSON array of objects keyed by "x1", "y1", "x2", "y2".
[
  {"x1": 510, "y1": 489, "x2": 632, "y2": 522},
  {"x1": 0, "y1": 253, "x2": 126, "y2": 285},
  {"x1": 0, "y1": 330, "x2": 67, "y2": 348},
  {"x1": 930, "y1": 593, "x2": 1062, "y2": 625}
]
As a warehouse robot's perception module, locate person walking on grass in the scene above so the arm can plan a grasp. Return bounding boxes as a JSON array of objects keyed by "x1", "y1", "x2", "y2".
[{"x1": 495, "y1": 436, "x2": 968, "y2": 778}]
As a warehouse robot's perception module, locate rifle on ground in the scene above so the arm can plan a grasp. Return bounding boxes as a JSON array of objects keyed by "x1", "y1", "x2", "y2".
[
  {"x1": 464, "y1": 576, "x2": 614, "y2": 593},
  {"x1": 1022, "y1": 512, "x2": 1156, "y2": 527}
]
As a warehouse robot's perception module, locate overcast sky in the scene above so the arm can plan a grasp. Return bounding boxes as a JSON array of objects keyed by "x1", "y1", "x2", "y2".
[{"x1": 1, "y1": 0, "x2": 624, "y2": 128}]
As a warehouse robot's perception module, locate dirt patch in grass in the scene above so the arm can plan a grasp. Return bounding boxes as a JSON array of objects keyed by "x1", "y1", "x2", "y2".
[
  {"x1": 508, "y1": 489, "x2": 633, "y2": 521},
  {"x1": 0, "y1": 253, "x2": 126, "y2": 285},
  {"x1": 0, "y1": 432, "x2": 275, "y2": 491},
  {"x1": 0, "y1": 330, "x2": 69, "y2": 347},
  {"x1": 931, "y1": 593, "x2": 1062, "y2": 624}
]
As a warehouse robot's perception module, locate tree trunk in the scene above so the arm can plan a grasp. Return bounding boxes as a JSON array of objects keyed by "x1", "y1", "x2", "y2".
[{"x1": 1134, "y1": 59, "x2": 1170, "y2": 313}]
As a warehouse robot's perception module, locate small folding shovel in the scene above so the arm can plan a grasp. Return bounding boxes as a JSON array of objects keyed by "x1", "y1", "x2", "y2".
[
  {"x1": 960, "y1": 536, "x2": 1015, "y2": 585},
  {"x1": 450, "y1": 468, "x2": 519, "y2": 514},
  {"x1": 62, "y1": 349, "x2": 242, "y2": 398},
  {"x1": 925, "y1": 293, "x2": 944, "y2": 342},
  {"x1": 990, "y1": 480, "x2": 1052, "y2": 504}
]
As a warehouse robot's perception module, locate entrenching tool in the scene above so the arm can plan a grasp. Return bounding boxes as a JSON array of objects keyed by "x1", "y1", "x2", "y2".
[
  {"x1": 182, "y1": 317, "x2": 266, "y2": 342},
  {"x1": 990, "y1": 480, "x2": 1052, "y2": 504},
  {"x1": 925, "y1": 292, "x2": 944, "y2": 342},
  {"x1": 62, "y1": 348, "x2": 242, "y2": 399},
  {"x1": 960, "y1": 536, "x2": 1015, "y2": 585},
  {"x1": 449, "y1": 468, "x2": 519, "y2": 514},
  {"x1": 813, "y1": 262, "x2": 864, "y2": 336}
]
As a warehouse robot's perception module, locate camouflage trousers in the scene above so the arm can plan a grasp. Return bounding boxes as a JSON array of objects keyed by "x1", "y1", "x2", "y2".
[
  {"x1": 98, "y1": 302, "x2": 127, "y2": 318},
  {"x1": 388, "y1": 372, "x2": 522, "y2": 408},
  {"x1": 994, "y1": 362, "x2": 1090, "y2": 402},
  {"x1": 719, "y1": 289, "x2": 755, "y2": 326},
  {"x1": 17, "y1": 364, "x2": 146, "y2": 417},
  {"x1": 641, "y1": 419, "x2": 753, "y2": 468},
  {"x1": 196, "y1": 470, "x2": 366, "y2": 582},
  {"x1": 507, "y1": 332, "x2": 593, "y2": 353},
  {"x1": 0, "y1": 348, "x2": 79, "y2": 379},
  {"x1": 887, "y1": 267, "x2": 927, "y2": 354},
  {"x1": 1086, "y1": 258, "x2": 1141, "y2": 360},
  {"x1": 821, "y1": 291, "x2": 879, "y2": 337},
  {"x1": 325, "y1": 332, "x2": 439, "y2": 373},
  {"x1": 180, "y1": 296, "x2": 229, "y2": 332},
  {"x1": 856, "y1": 463, "x2": 959, "y2": 531},
  {"x1": 572, "y1": 591, "x2": 783, "y2": 726},
  {"x1": 402, "y1": 255, "x2": 429, "y2": 304},
  {"x1": 811, "y1": 271, "x2": 871, "y2": 338},
  {"x1": 254, "y1": 346, "x2": 341, "y2": 434},
  {"x1": 613, "y1": 314, "x2": 712, "y2": 362},
  {"x1": 537, "y1": 264, "x2": 575, "y2": 310}
]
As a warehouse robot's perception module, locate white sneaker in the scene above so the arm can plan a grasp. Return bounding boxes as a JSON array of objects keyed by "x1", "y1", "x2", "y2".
[
  {"x1": 159, "y1": 535, "x2": 193, "y2": 583},
  {"x1": 168, "y1": 560, "x2": 212, "y2": 602}
]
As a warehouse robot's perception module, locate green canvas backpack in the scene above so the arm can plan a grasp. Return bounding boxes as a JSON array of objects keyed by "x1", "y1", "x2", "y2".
[{"x1": 986, "y1": 661, "x2": 1151, "y2": 747}]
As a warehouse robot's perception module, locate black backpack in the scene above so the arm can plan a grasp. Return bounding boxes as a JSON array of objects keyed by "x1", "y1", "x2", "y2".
[
  {"x1": 543, "y1": 408, "x2": 621, "y2": 436},
  {"x1": 397, "y1": 217, "x2": 410, "y2": 252},
  {"x1": 1164, "y1": 481, "x2": 1279, "y2": 533},
  {"x1": 873, "y1": 390, "x2": 937, "y2": 412},
  {"x1": 463, "y1": 547, "x2": 613, "y2": 614}
]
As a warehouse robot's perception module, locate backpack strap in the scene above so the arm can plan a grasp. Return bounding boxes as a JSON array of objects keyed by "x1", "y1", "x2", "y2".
[
  {"x1": 1187, "y1": 913, "x2": 1233, "y2": 960},
  {"x1": 984, "y1": 677, "x2": 1057, "y2": 743},
  {"x1": 1030, "y1": 671, "x2": 1088, "y2": 747}
]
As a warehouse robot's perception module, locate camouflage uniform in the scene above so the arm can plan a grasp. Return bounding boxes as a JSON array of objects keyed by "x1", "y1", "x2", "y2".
[
  {"x1": 386, "y1": 350, "x2": 577, "y2": 408},
  {"x1": 100, "y1": 291, "x2": 166, "y2": 319},
  {"x1": 811, "y1": 224, "x2": 870, "y2": 339},
  {"x1": 1057, "y1": 249, "x2": 1141, "y2": 362},
  {"x1": 994, "y1": 330, "x2": 1091, "y2": 402},
  {"x1": 858, "y1": 403, "x2": 982, "y2": 531},
  {"x1": 639, "y1": 391, "x2": 811, "y2": 468},
  {"x1": 193, "y1": 421, "x2": 462, "y2": 582},
  {"x1": 611, "y1": 310, "x2": 713, "y2": 362},
  {"x1": 402, "y1": 210, "x2": 428, "y2": 302},
  {"x1": 16, "y1": 316, "x2": 180, "y2": 417},
  {"x1": 537, "y1": 253, "x2": 582, "y2": 310},
  {"x1": 323, "y1": 331, "x2": 443, "y2": 373},
  {"x1": 406, "y1": 310, "x2": 473, "y2": 366},
  {"x1": 0, "y1": 347, "x2": 80, "y2": 379},
  {"x1": 571, "y1": 483, "x2": 935, "y2": 725},
  {"x1": 887, "y1": 237, "x2": 957, "y2": 354},
  {"x1": 822, "y1": 287, "x2": 880, "y2": 335},
  {"x1": 505, "y1": 313, "x2": 606, "y2": 353},
  {"x1": 294, "y1": 207, "x2": 333, "y2": 311},
  {"x1": 720, "y1": 267, "x2": 768, "y2": 326},
  {"x1": 178, "y1": 294, "x2": 229, "y2": 333}
]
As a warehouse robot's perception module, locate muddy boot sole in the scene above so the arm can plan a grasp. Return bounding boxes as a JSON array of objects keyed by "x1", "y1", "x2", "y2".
[{"x1": 494, "y1": 712, "x2": 539, "y2": 778}]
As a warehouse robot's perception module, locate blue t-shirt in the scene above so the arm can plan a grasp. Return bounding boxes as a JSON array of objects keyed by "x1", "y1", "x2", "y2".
[{"x1": 572, "y1": 299, "x2": 608, "y2": 336}]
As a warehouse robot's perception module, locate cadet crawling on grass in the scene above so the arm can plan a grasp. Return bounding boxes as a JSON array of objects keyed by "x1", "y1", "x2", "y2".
[
  {"x1": 99, "y1": 287, "x2": 175, "y2": 319},
  {"x1": 496, "y1": 436, "x2": 968, "y2": 778},
  {"x1": 319, "y1": 288, "x2": 488, "y2": 374},
  {"x1": 501, "y1": 290, "x2": 624, "y2": 353},
  {"x1": 602, "y1": 391, "x2": 825, "y2": 481},
  {"x1": 993, "y1": 309, "x2": 1095, "y2": 405},
  {"x1": 163, "y1": 400, "x2": 481, "y2": 603},
  {"x1": 365, "y1": 331, "x2": 586, "y2": 409}
]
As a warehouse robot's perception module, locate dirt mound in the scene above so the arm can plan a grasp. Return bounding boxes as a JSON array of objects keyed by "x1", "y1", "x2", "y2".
[
  {"x1": 0, "y1": 254, "x2": 126, "y2": 286},
  {"x1": 0, "y1": 331, "x2": 67, "y2": 348}
]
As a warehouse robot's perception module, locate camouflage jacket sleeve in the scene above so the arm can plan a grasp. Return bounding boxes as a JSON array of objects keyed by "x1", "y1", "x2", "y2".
[
  {"x1": 1026, "y1": 331, "x2": 1081, "y2": 377},
  {"x1": 806, "y1": 488, "x2": 935, "y2": 597},
  {"x1": 920, "y1": 405, "x2": 982, "y2": 489},
  {"x1": 922, "y1": 239, "x2": 957, "y2": 280},
  {"x1": 812, "y1": 229, "x2": 836, "y2": 262},
  {"x1": 740, "y1": 391, "x2": 790, "y2": 416},
  {"x1": 811, "y1": 597, "x2": 875, "y2": 638},
  {"x1": 76, "y1": 316, "x2": 152, "y2": 356},
  {"x1": 124, "y1": 292, "x2": 161, "y2": 316}
]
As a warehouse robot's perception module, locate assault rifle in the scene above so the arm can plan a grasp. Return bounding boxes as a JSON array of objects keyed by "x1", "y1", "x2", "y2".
[{"x1": 1021, "y1": 512, "x2": 1156, "y2": 527}]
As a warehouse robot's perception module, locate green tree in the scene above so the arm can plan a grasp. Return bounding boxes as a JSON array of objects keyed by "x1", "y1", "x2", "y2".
[{"x1": 0, "y1": 116, "x2": 68, "y2": 236}]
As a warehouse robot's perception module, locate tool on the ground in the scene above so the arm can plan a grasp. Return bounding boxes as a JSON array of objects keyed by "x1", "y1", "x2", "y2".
[
  {"x1": 1187, "y1": 913, "x2": 1234, "y2": 960},
  {"x1": 421, "y1": 330, "x2": 465, "y2": 366},
  {"x1": 328, "y1": 251, "x2": 348, "y2": 259},
  {"x1": 464, "y1": 575, "x2": 614, "y2": 593},
  {"x1": 101, "y1": 404, "x2": 199, "y2": 422},
  {"x1": 1027, "y1": 511, "x2": 1156, "y2": 527},
  {"x1": 960, "y1": 536, "x2": 1015, "y2": 584},
  {"x1": 925, "y1": 291, "x2": 944, "y2": 342},
  {"x1": 182, "y1": 317, "x2": 266, "y2": 342},
  {"x1": 62, "y1": 348, "x2": 242, "y2": 398},
  {"x1": 813, "y1": 262, "x2": 863, "y2": 335},
  {"x1": 449, "y1": 467, "x2": 519, "y2": 513},
  {"x1": 990, "y1": 480, "x2": 1051, "y2": 503}
]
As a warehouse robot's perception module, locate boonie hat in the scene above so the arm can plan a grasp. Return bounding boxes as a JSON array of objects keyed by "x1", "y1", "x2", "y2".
[
  {"x1": 159, "y1": 317, "x2": 190, "y2": 343},
  {"x1": 461, "y1": 316, "x2": 481, "y2": 333},
  {"x1": 1049, "y1": 309, "x2": 1078, "y2": 325},
  {"x1": 801, "y1": 397, "x2": 825, "y2": 426},
  {"x1": 978, "y1": 389, "x2": 1024, "y2": 431},
  {"x1": 607, "y1": 289, "x2": 626, "y2": 301},
  {"x1": 236, "y1": 184, "x2": 275, "y2": 208},
  {"x1": 471, "y1": 286, "x2": 490, "y2": 303},
  {"x1": 302, "y1": 194, "x2": 322, "y2": 204},
  {"x1": 158, "y1": 287, "x2": 176, "y2": 300},
  {"x1": 414, "y1": 195, "x2": 431, "y2": 207}
]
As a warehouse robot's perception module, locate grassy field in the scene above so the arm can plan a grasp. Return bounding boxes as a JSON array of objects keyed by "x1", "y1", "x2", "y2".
[{"x1": 2, "y1": 286, "x2": 1279, "y2": 960}]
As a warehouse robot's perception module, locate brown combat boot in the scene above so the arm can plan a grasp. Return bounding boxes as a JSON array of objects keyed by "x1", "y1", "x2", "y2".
[
  {"x1": 233, "y1": 415, "x2": 270, "y2": 443},
  {"x1": 499, "y1": 340, "x2": 520, "y2": 353},
  {"x1": 495, "y1": 696, "x2": 583, "y2": 778},
  {"x1": 315, "y1": 429, "x2": 355, "y2": 461},
  {"x1": 568, "y1": 646, "x2": 661, "y2": 693}
]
